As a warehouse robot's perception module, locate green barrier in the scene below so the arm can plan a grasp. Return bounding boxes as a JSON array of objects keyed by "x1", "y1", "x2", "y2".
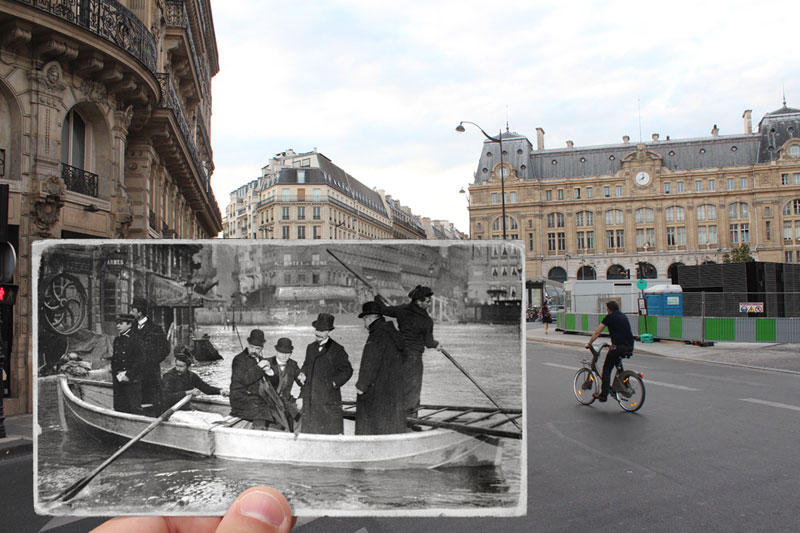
[
  {"x1": 581, "y1": 314, "x2": 589, "y2": 331},
  {"x1": 669, "y1": 317, "x2": 682, "y2": 339},
  {"x1": 565, "y1": 314, "x2": 576, "y2": 331},
  {"x1": 755, "y1": 319, "x2": 776, "y2": 342},
  {"x1": 638, "y1": 316, "x2": 658, "y2": 336},
  {"x1": 705, "y1": 318, "x2": 735, "y2": 341}
]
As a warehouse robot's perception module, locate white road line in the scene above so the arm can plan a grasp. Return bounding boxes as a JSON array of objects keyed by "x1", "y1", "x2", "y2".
[
  {"x1": 641, "y1": 379, "x2": 700, "y2": 391},
  {"x1": 740, "y1": 398, "x2": 800, "y2": 412}
]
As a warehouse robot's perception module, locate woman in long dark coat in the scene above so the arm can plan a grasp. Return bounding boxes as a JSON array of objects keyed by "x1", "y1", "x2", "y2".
[
  {"x1": 355, "y1": 302, "x2": 406, "y2": 435},
  {"x1": 298, "y1": 313, "x2": 353, "y2": 434}
]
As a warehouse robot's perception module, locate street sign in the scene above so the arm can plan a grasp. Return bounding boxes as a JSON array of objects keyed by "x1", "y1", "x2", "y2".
[
  {"x1": 636, "y1": 279, "x2": 648, "y2": 290},
  {"x1": 739, "y1": 302, "x2": 764, "y2": 313}
]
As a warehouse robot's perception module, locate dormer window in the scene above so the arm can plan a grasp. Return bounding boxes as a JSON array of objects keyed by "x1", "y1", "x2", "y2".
[{"x1": 789, "y1": 145, "x2": 800, "y2": 157}]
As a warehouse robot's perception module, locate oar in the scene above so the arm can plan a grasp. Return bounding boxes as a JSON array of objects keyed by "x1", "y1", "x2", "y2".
[
  {"x1": 48, "y1": 393, "x2": 194, "y2": 503},
  {"x1": 439, "y1": 348, "x2": 522, "y2": 431}
]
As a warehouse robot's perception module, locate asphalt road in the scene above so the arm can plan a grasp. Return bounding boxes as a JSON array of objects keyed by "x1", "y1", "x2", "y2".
[{"x1": 4, "y1": 341, "x2": 799, "y2": 532}]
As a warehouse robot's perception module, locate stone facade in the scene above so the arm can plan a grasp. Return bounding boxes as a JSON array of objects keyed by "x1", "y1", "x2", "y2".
[
  {"x1": 0, "y1": 0, "x2": 223, "y2": 415},
  {"x1": 465, "y1": 106, "x2": 800, "y2": 287}
]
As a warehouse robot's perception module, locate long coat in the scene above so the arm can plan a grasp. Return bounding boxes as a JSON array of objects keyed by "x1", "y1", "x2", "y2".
[
  {"x1": 229, "y1": 350, "x2": 281, "y2": 423},
  {"x1": 133, "y1": 318, "x2": 170, "y2": 407},
  {"x1": 275, "y1": 358, "x2": 303, "y2": 423},
  {"x1": 111, "y1": 332, "x2": 145, "y2": 414},
  {"x1": 161, "y1": 367, "x2": 222, "y2": 407},
  {"x1": 376, "y1": 299, "x2": 438, "y2": 356},
  {"x1": 355, "y1": 318, "x2": 406, "y2": 435},
  {"x1": 299, "y1": 339, "x2": 353, "y2": 434}
]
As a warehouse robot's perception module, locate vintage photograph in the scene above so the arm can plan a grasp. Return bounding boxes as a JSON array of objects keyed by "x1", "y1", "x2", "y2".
[{"x1": 33, "y1": 239, "x2": 525, "y2": 517}]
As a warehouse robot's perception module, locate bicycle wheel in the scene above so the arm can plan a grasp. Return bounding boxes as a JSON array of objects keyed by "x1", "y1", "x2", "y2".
[
  {"x1": 615, "y1": 371, "x2": 645, "y2": 412},
  {"x1": 573, "y1": 368, "x2": 598, "y2": 405}
]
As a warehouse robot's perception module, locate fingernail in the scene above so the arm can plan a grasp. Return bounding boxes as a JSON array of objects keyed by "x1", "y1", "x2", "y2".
[{"x1": 239, "y1": 490, "x2": 286, "y2": 527}]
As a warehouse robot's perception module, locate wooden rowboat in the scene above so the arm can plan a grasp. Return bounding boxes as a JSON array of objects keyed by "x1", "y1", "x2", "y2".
[{"x1": 57, "y1": 376, "x2": 517, "y2": 470}]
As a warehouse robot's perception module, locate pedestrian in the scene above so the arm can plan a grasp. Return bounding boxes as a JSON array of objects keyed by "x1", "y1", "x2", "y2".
[
  {"x1": 297, "y1": 313, "x2": 353, "y2": 434},
  {"x1": 161, "y1": 350, "x2": 229, "y2": 408},
  {"x1": 355, "y1": 301, "x2": 406, "y2": 435},
  {"x1": 540, "y1": 303, "x2": 552, "y2": 334},
  {"x1": 229, "y1": 329, "x2": 289, "y2": 431},
  {"x1": 272, "y1": 337, "x2": 303, "y2": 429},
  {"x1": 375, "y1": 285, "x2": 443, "y2": 417},
  {"x1": 111, "y1": 313, "x2": 145, "y2": 415},
  {"x1": 130, "y1": 296, "x2": 170, "y2": 412}
]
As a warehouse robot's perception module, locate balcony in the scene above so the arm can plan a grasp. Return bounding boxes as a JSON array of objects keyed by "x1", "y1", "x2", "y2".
[
  {"x1": 14, "y1": 0, "x2": 157, "y2": 74},
  {"x1": 62, "y1": 163, "x2": 98, "y2": 198}
]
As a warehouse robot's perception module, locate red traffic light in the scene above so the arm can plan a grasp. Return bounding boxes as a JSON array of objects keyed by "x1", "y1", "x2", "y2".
[{"x1": 0, "y1": 283, "x2": 18, "y2": 305}]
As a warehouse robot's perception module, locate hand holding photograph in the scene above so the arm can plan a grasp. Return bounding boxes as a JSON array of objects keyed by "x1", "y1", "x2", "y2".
[{"x1": 33, "y1": 240, "x2": 526, "y2": 518}]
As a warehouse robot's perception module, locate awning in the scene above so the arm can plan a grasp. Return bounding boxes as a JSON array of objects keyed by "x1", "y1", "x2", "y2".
[
  {"x1": 276, "y1": 286, "x2": 358, "y2": 301},
  {"x1": 148, "y1": 274, "x2": 218, "y2": 307}
]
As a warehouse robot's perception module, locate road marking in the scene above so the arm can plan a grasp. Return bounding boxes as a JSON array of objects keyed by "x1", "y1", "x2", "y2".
[
  {"x1": 740, "y1": 398, "x2": 800, "y2": 412},
  {"x1": 643, "y1": 379, "x2": 700, "y2": 391}
]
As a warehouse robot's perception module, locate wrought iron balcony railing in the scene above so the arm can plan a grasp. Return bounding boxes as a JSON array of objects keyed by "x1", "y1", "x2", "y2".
[
  {"x1": 165, "y1": 0, "x2": 209, "y2": 91},
  {"x1": 62, "y1": 163, "x2": 99, "y2": 197},
  {"x1": 15, "y1": 0, "x2": 157, "y2": 74}
]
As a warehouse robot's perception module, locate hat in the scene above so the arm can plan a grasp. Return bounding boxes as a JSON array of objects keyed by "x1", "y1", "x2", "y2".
[
  {"x1": 116, "y1": 313, "x2": 136, "y2": 323},
  {"x1": 131, "y1": 296, "x2": 149, "y2": 312},
  {"x1": 358, "y1": 301, "x2": 383, "y2": 318},
  {"x1": 275, "y1": 337, "x2": 294, "y2": 353},
  {"x1": 175, "y1": 349, "x2": 193, "y2": 366},
  {"x1": 246, "y1": 329, "x2": 266, "y2": 346},
  {"x1": 311, "y1": 313, "x2": 335, "y2": 331},
  {"x1": 408, "y1": 285, "x2": 433, "y2": 302}
]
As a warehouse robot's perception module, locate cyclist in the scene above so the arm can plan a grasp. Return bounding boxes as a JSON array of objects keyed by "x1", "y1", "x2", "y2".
[{"x1": 585, "y1": 300, "x2": 634, "y2": 402}]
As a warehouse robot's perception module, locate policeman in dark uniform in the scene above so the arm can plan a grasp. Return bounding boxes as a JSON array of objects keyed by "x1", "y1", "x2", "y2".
[{"x1": 111, "y1": 313, "x2": 146, "y2": 415}]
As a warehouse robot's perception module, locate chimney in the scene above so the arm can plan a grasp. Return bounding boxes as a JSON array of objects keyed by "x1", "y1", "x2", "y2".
[
  {"x1": 623, "y1": 135, "x2": 630, "y2": 143},
  {"x1": 566, "y1": 140, "x2": 574, "y2": 148},
  {"x1": 711, "y1": 124, "x2": 719, "y2": 137},
  {"x1": 536, "y1": 127, "x2": 545, "y2": 150},
  {"x1": 743, "y1": 109, "x2": 752, "y2": 134},
  {"x1": 652, "y1": 133, "x2": 659, "y2": 141}
]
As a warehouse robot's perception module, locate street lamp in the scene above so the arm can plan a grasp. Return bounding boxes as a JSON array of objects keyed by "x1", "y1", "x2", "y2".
[{"x1": 456, "y1": 121, "x2": 507, "y2": 240}]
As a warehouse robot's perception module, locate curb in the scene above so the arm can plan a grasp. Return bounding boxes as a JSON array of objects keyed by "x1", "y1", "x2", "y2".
[
  {"x1": 526, "y1": 335, "x2": 800, "y2": 375},
  {"x1": 0, "y1": 437, "x2": 33, "y2": 460}
]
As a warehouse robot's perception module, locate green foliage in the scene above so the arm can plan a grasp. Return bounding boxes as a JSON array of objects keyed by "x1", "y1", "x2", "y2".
[{"x1": 723, "y1": 244, "x2": 754, "y2": 263}]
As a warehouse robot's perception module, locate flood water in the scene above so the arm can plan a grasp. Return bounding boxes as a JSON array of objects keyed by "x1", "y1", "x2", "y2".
[{"x1": 36, "y1": 323, "x2": 523, "y2": 515}]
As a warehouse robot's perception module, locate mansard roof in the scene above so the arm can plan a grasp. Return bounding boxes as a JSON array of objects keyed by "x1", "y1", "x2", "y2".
[{"x1": 757, "y1": 105, "x2": 800, "y2": 163}]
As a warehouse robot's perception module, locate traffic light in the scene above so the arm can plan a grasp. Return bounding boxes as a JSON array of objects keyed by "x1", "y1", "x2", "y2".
[{"x1": 0, "y1": 284, "x2": 17, "y2": 305}]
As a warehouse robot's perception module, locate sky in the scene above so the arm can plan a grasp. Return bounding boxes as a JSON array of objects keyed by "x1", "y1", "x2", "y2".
[{"x1": 208, "y1": 0, "x2": 799, "y2": 231}]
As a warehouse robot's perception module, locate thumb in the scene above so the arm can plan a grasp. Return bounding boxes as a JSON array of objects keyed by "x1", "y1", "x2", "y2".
[{"x1": 216, "y1": 486, "x2": 293, "y2": 533}]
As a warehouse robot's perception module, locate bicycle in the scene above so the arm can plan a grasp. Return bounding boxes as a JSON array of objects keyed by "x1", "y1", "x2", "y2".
[{"x1": 573, "y1": 343, "x2": 646, "y2": 412}]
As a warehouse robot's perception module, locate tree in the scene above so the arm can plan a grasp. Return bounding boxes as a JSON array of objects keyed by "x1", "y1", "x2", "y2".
[{"x1": 724, "y1": 244, "x2": 755, "y2": 263}]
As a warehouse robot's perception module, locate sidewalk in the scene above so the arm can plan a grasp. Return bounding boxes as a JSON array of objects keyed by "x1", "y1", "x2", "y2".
[
  {"x1": 526, "y1": 322, "x2": 800, "y2": 374},
  {"x1": 0, "y1": 413, "x2": 33, "y2": 460}
]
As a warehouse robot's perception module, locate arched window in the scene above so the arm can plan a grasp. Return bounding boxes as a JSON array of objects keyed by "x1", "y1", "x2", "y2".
[
  {"x1": 789, "y1": 145, "x2": 800, "y2": 156},
  {"x1": 607, "y1": 264, "x2": 628, "y2": 280},
  {"x1": 638, "y1": 262, "x2": 657, "y2": 279},
  {"x1": 61, "y1": 108, "x2": 87, "y2": 170},
  {"x1": 575, "y1": 211, "x2": 594, "y2": 227},
  {"x1": 577, "y1": 265, "x2": 596, "y2": 280},
  {"x1": 783, "y1": 199, "x2": 800, "y2": 216},
  {"x1": 783, "y1": 199, "x2": 800, "y2": 242},
  {"x1": 729, "y1": 202, "x2": 749, "y2": 219},
  {"x1": 547, "y1": 212, "x2": 565, "y2": 228},
  {"x1": 665, "y1": 206, "x2": 685, "y2": 222},
  {"x1": 605, "y1": 209, "x2": 623, "y2": 225},
  {"x1": 492, "y1": 215, "x2": 519, "y2": 231},
  {"x1": 667, "y1": 262, "x2": 684, "y2": 283},
  {"x1": 548, "y1": 266, "x2": 567, "y2": 283},
  {"x1": 634, "y1": 208, "x2": 654, "y2": 224},
  {"x1": 697, "y1": 204, "x2": 716, "y2": 221}
]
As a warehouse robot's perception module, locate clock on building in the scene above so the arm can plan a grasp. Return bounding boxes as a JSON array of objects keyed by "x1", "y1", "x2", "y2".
[{"x1": 634, "y1": 171, "x2": 651, "y2": 186}]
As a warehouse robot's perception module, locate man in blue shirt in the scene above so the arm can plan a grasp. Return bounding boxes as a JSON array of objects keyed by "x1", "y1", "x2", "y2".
[{"x1": 585, "y1": 300, "x2": 634, "y2": 402}]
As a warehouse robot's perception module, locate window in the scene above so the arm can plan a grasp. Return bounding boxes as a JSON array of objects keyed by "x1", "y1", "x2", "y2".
[
  {"x1": 616, "y1": 185, "x2": 623, "y2": 197},
  {"x1": 575, "y1": 211, "x2": 594, "y2": 226},
  {"x1": 576, "y1": 230, "x2": 596, "y2": 251},
  {"x1": 605, "y1": 209, "x2": 623, "y2": 225},
  {"x1": 548, "y1": 233, "x2": 556, "y2": 252},
  {"x1": 765, "y1": 207, "x2": 771, "y2": 217},
  {"x1": 491, "y1": 192, "x2": 498, "y2": 203},
  {"x1": 665, "y1": 206, "x2": 685, "y2": 222},
  {"x1": 547, "y1": 213, "x2": 565, "y2": 228},
  {"x1": 664, "y1": 182, "x2": 671, "y2": 194},
  {"x1": 297, "y1": 170, "x2": 305, "y2": 183},
  {"x1": 782, "y1": 173, "x2": 790, "y2": 185},
  {"x1": 587, "y1": 187, "x2": 593, "y2": 198},
  {"x1": 666, "y1": 226, "x2": 686, "y2": 246},
  {"x1": 730, "y1": 223, "x2": 749, "y2": 243},
  {"x1": 698, "y1": 225, "x2": 718, "y2": 245},
  {"x1": 281, "y1": 206, "x2": 290, "y2": 220},
  {"x1": 557, "y1": 232, "x2": 566, "y2": 251},
  {"x1": 313, "y1": 206, "x2": 321, "y2": 220},
  {"x1": 708, "y1": 180, "x2": 715, "y2": 191},
  {"x1": 297, "y1": 206, "x2": 305, "y2": 220},
  {"x1": 557, "y1": 189, "x2": 564, "y2": 200},
  {"x1": 606, "y1": 230, "x2": 624, "y2": 249},
  {"x1": 297, "y1": 226, "x2": 305, "y2": 239},
  {"x1": 313, "y1": 226, "x2": 321, "y2": 239},
  {"x1": 545, "y1": 190, "x2": 552, "y2": 201},
  {"x1": 282, "y1": 188, "x2": 290, "y2": 201},
  {"x1": 786, "y1": 251, "x2": 794, "y2": 263},
  {"x1": 574, "y1": 188, "x2": 581, "y2": 199},
  {"x1": 740, "y1": 177, "x2": 748, "y2": 189},
  {"x1": 509, "y1": 191, "x2": 517, "y2": 202},
  {"x1": 729, "y1": 202, "x2": 749, "y2": 219},
  {"x1": 794, "y1": 173, "x2": 800, "y2": 185},
  {"x1": 576, "y1": 232, "x2": 585, "y2": 250},
  {"x1": 695, "y1": 180, "x2": 702, "y2": 192},
  {"x1": 635, "y1": 208, "x2": 654, "y2": 224},
  {"x1": 313, "y1": 188, "x2": 321, "y2": 201},
  {"x1": 61, "y1": 108, "x2": 87, "y2": 170},
  {"x1": 766, "y1": 220, "x2": 772, "y2": 240},
  {"x1": 727, "y1": 178, "x2": 734, "y2": 190},
  {"x1": 603, "y1": 186, "x2": 610, "y2": 198},
  {"x1": 528, "y1": 232, "x2": 534, "y2": 251},
  {"x1": 677, "y1": 181, "x2": 684, "y2": 193},
  {"x1": 790, "y1": 145, "x2": 800, "y2": 156},
  {"x1": 697, "y1": 204, "x2": 716, "y2": 221},
  {"x1": 636, "y1": 227, "x2": 655, "y2": 247},
  {"x1": 281, "y1": 226, "x2": 290, "y2": 239},
  {"x1": 493, "y1": 216, "x2": 519, "y2": 231}
]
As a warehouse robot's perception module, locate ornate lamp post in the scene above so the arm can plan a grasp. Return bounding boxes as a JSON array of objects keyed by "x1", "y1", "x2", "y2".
[{"x1": 456, "y1": 121, "x2": 507, "y2": 240}]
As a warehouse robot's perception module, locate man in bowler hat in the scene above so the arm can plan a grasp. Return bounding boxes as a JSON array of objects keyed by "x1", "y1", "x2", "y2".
[
  {"x1": 111, "y1": 313, "x2": 145, "y2": 415},
  {"x1": 298, "y1": 313, "x2": 353, "y2": 434},
  {"x1": 130, "y1": 296, "x2": 170, "y2": 412},
  {"x1": 272, "y1": 337, "x2": 303, "y2": 428},
  {"x1": 355, "y1": 301, "x2": 406, "y2": 435},
  {"x1": 229, "y1": 329, "x2": 289, "y2": 430}
]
